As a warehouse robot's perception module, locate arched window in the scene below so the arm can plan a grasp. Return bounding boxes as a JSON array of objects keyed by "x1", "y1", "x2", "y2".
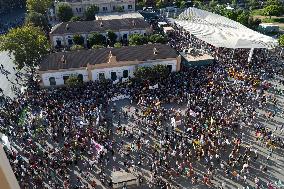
[
  {"x1": 49, "y1": 77, "x2": 56, "y2": 86},
  {"x1": 123, "y1": 70, "x2": 128, "y2": 78},
  {"x1": 77, "y1": 74, "x2": 83, "y2": 83}
]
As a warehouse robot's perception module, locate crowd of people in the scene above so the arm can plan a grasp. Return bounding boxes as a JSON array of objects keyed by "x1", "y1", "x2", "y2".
[{"x1": 1, "y1": 24, "x2": 284, "y2": 189}]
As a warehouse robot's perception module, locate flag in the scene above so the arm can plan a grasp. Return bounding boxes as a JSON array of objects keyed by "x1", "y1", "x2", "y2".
[{"x1": 210, "y1": 117, "x2": 214, "y2": 125}]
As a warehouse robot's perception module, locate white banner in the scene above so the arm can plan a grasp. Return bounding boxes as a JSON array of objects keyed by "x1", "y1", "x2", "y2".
[
  {"x1": 149, "y1": 84, "x2": 158, "y2": 89},
  {"x1": 122, "y1": 78, "x2": 129, "y2": 83},
  {"x1": 113, "y1": 79, "x2": 119, "y2": 84},
  {"x1": 111, "y1": 95, "x2": 130, "y2": 101}
]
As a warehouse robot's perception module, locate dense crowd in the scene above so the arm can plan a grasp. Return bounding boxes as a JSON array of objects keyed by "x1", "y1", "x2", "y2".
[{"x1": 1, "y1": 26, "x2": 284, "y2": 189}]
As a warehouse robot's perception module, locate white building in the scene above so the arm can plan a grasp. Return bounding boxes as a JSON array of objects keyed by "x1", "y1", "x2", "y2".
[
  {"x1": 38, "y1": 44, "x2": 181, "y2": 87},
  {"x1": 95, "y1": 12, "x2": 143, "y2": 20},
  {"x1": 55, "y1": 0, "x2": 135, "y2": 17},
  {"x1": 49, "y1": 18, "x2": 152, "y2": 47}
]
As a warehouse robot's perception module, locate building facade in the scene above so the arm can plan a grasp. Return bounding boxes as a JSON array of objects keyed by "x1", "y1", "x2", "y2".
[
  {"x1": 38, "y1": 44, "x2": 181, "y2": 87},
  {"x1": 49, "y1": 18, "x2": 152, "y2": 47},
  {"x1": 55, "y1": 0, "x2": 135, "y2": 17},
  {"x1": 0, "y1": 145, "x2": 20, "y2": 189}
]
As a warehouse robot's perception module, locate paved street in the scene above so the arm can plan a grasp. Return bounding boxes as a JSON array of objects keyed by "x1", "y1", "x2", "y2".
[{"x1": 0, "y1": 51, "x2": 26, "y2": 98}]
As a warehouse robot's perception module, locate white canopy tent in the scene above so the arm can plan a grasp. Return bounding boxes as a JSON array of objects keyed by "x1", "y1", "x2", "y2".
[{"x1": 175, "y1": 7, "x2": 278, "y2": 49}]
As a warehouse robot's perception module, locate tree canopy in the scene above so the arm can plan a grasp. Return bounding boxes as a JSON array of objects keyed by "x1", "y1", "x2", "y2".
[
  {"x1": 134, "y1": 64, "x2": 170, "y2": 81},
  {"x1": 25, "y1": 11, "x2": 50, "y2": 32},
  {"x1": 106, "y1": 30, "x2": 117, "y2": 45},
  {"x1": 27, "y1": 0, "x2": 52, "y2": 14},
  {"x1": 84, "y1": 5, "x2": 99, "y2": 21},
  {"x1": 129, "y1": 34, "x2": 147, "y2": 46},
  {"x1": 66, "y1": 75, "x2": 82, "y2": 87},
  {"x1": 148, "y1": 34, "x2": 167, "y2": 44},
  {"x1": 263, "y1": 5, "x2": 282, "y2": 18},
  {"x1": 73, "y1": 34, "x2": 85, "y2": 46},
  {"x1": 70, "y1": 16, "x2": 82, "y2": 21},
  {"x1": 0, "y1": 25, "x2": 50, "y2": 69},
  {"x1": 89, "y1": 32, "x2": 106, "y2": 46},
  {"x1": 279, "y1": 34, "x2": 284, "y2": 47},
  {"x1": 91, "y1": 44, "x2": 105, "y2": 49},
  {"x1": 70, "y1": 45, "x2": 84, "y2": 51},
  {"x1": 57, "y1": 2, "x2": 73, "y2": 22},
  {"x1": 114, "y1": 42, "x2": 122, "y2": 48}
]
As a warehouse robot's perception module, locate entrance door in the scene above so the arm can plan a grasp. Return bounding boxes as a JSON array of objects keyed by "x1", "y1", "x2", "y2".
[
  {"x1": 167, "y1": 65, "x2": 172, "y2": 72},
  {"x1": 77, "y1": 74, "x2": 83, "y2": 83},
  {"x1": 111, "y1": 72, "x2": 117, "y2": 81},
  {"x1": 63, "y1": 76, "x2": 69, "y2": 84}
]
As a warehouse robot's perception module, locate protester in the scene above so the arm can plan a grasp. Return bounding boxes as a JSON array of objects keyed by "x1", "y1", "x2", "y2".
[{"x1": 0, "y1": 25, "x2": 283, "y2": 189}]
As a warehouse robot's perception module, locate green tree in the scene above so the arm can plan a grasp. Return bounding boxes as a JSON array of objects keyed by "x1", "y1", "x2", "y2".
[
  {"x1": 27, "y1": 0, "x2": 52, "y2": 14},
  {"x1": 134, "y1": 64, "x2": 169, "y2": 81},
  {"x1": 57, "y1": 2, "x2": 73, "y2": 22},
  {"x1": 92, "y1": 44, "x2": 105, "y2": 49},
  {"x1": 237, "y1": 11, "x2": 250, "y2": 26},
  {"x1": 116, "y1": 6, "x2": 124, "y2": 12},
  {"x1": 152, "y1": 64, "x2": 170, "y2": 79},
  {"x1": 155, "y1": 0, "x2": 164, "y2": 8},
  {"x1": 179, "y1": 1, "x2": 187, "y2": 9},
  {"x1": 193, "y1": 0, "x2": 204, "y2": 9},
  {"x1": 149, "y1": 34, "x2": 166, "y2": 43},
  {"x1": 70, "y1": 16, "x2": 82, "y2": 21},
  {"x1": 224, "y1": 10, "x2": 238, "y2": 20},
  {"x1": 66, "y1": 74, "x2": 81, "y2": 86},
  {"x1": 84, "y1": 5, "x2": 99, "y2": 21},
  {"x1": 263, "y1": 5, "x2": 282, "y2": 18},
  {"x1": 134, "y1": 66, "x2": 153, "y2": 80},
  {"x1": 129, "y1": 34, "x2": 147, "y2": 46},
  {"x1": 0, "y1": 25, "x2": 50, "y2": 69},
  {"x1": 25, "y1": 11, "x2": 50, "y2": 32},
  {"x1": 231, "y1": 0, "x2": 237, "y2": 7},
  {"x1": 70, "y1": 44, "x2": 84, "y2": 50},
  {"x1": 209, "y1": 0, "x2": 218, "y2": 10},
  {"x1": 136, "y1": 1, "x2": 146, "y2": 10},
  {"x1": 114, "y1": 42, "x2": 122, "y2": 48},
  {"x1": 279, "y1": 34, "x2": 284, "y2": 46},
  {"x1": 247, "y1": 17, "x2": 261, "y2": 30},
  {"x1": 73, "y1": 34, "x2": 85, "y2": 46},
  {"x1": 89, "y1": 32, "x2": 106, "y2": 46},
  {"x1": 106, "y1": 30, "x2": 117, "y2": 45},
  {"x1": 266, "y1": 0, "x2": 282, "y2": 6}
]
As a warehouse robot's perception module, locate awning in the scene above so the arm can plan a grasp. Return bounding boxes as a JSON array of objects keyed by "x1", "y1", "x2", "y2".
[{"x1": 175, "y1": 7, "x2": 278, "y2": 49}]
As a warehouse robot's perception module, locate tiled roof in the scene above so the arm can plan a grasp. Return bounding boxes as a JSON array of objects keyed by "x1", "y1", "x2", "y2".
[
  {"x1": 50, "y1": 18, "x2": 150, "y2": 35},
  {"x1": 39, "y1": 44, "x2": 178, "y2": 71}
]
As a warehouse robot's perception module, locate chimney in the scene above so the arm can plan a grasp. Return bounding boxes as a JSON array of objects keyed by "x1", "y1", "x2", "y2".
[
  {"x1": 108, "y1": 51, "x2": 116, "y2": 64},
  {"x1": 132, "y1": 20, "x2": 136, "y2": 26},
  {"x1": 61, "y1": 55, "x2": 66, "y2": 64},
  {"x1": 153, "y1": 47, "x2": 158, "y2": 55},
  {"x1": 66, "y1": 24, "x2": 69, "y2": 30},
  {"x1": 100, "y1": 21, "x2": 103, "y2": 27}
]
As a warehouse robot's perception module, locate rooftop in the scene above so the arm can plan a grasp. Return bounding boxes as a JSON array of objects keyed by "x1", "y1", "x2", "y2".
[
  {"x1": 39, "y1": 44, "x2": 178, "y2": 71},
  {"x1": 96, "y1": 12, "x2": 143, "y2": 20},
  {"x1": 50, "y1": 18, "x2": 150, "y2": 35}
]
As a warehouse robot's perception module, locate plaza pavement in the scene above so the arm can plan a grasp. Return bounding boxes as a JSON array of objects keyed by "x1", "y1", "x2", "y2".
[{"x1": 0, "y1": 51, "x2": 27, "y2": 98}]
